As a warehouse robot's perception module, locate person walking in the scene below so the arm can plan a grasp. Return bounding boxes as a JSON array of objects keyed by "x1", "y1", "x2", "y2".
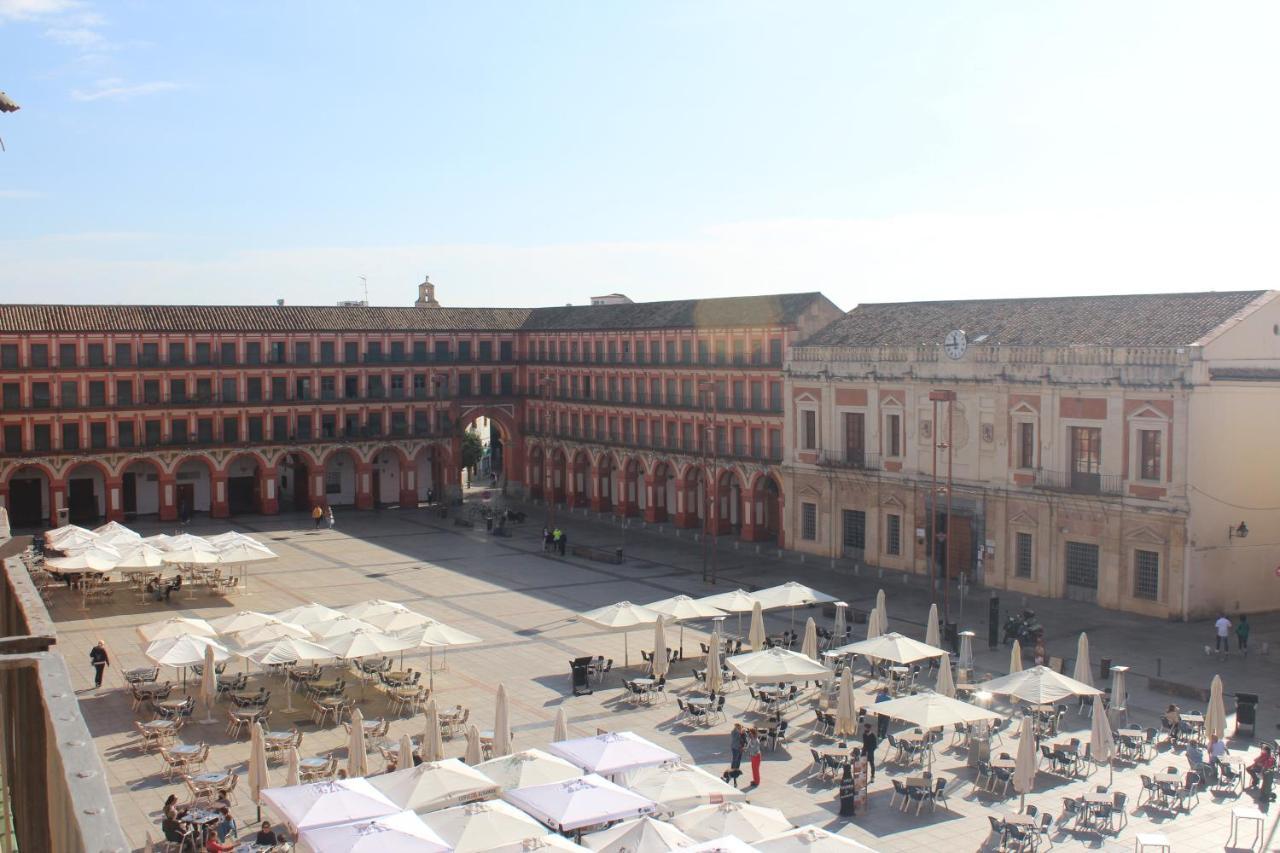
[
  {"x1": 552, "y1": 528, "x2": 562, "y2": 555},
  {"x1": 874, "y1": 685, "x2": 892, "y2": 740},
  {"x1": 861, "y1": 722, "x2": 878, "y2": 781},
  {"x1": 326, "y1": 506, "x2": 335, "y2": 529},
  {"x1": 744, "y1": 726, "x2": 762, "y2": 788},
  {"x1": 312, "y1": 504, "x2": 324, "y2": 529},
  {"x1": 89, "y1": 640, "x2": 109, "y2": 689},
  {"x1": 542, "y1": 527, "x2": 550, "y2": 552},
  {"x1": 729, "y1": 723, "x2": 744, "y2": 774},
  {"x1": 1215, "y1": 614, "x2": 1232, "y2": 656},
  {"x1": 1237, "y1": 614, "x2": 1251, "y2": 656}
]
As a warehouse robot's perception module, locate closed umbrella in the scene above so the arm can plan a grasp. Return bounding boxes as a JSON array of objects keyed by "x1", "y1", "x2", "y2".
[
  {"x1": 875, "y1": 589, "x2": 887, "y2": 632},
  {"x1": 349, "y1": 708, "x2": 369, "y2": 778},
  {"x1": 1073, "y1": 633, "x2": 1092, "y2": 688},
  {"x1": 1009, "y1": 639, "x2": 1023, "y2": 674},
  {"x1": 705, "y1": 630, "x2": 723, "y2": 693},
  {"x1": 399, "y1": 733, "x2": 416, "y2": 772},
  {"x1": 835, "y1": 668, "x2": 856, "y2": 737},
  {"x1": 554, "y1": 707, "x2": 569, "y2": 742},
  {"x1": 748, "y1": 602, "x2": 766, "y2": 651},
  {"x1": 924, "y1": 603, "x2": 940, "y2": 649},
  {"x1": 423, "y1": 700, "x2": 444, "y2": 763},
  {"x1": 494, "y1": 683, "x2": 512, "y2": 758},
  {"x1": 250, "y1": 721, "x2": 270, "y2": 821},
  {"x1": 935, "y1": 657, "x2": 955, "y2": 698},
  {"x1": 865, "y1": 608, "x2": 881, "y2": 641},
  {"x1": 464, "y1": 724, "x2": 483, "y2": 765},
  {"x1": 1089, "y1": 690, "x2": 1116, "y2": 785},
  {"x1": 652, "y1": 618, "x2": 669, "y2": 679},
  {"x1": 1012, "y1": 715, "x2": 1037, "y2": 810},
  {"x1": 1205, "y1": 674, "x2": 1227, "y2": 741},
  {"x1": 800, "y1": 618, "x2": 818, "y2": 662},
  {"x1": 286, "y1": 747, "x2": 300, "y2": 787},
  {"x1": 198, "y1": 644, "x2": 217, "y2": 724},
  {"x1": 832, "y1": 602, "x2": 848, "y2": 648}
]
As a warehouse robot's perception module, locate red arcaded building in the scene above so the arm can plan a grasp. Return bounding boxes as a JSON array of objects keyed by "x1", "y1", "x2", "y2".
[{"x1": 0, "y1": 282, "x2": 841, "y2": 549}]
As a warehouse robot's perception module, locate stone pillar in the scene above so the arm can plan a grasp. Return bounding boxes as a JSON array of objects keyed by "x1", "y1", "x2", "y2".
[
  {"x1": 616, "y1": 470, "x2": 638, "y2": 517},
  {"x1": 158, "y1": 475, "x2": 178, "y2": 522},
  {"x1": 399, "y1": 461, "x2": 417, "y2": 509},
  {"x1": 210, "y1": 473, "x2": 230, "y2": 518},
  {"x1": 589, "y1": 464, "x2": 607, "y2": 512},
  {"x1": 355, "y1": 463, "x2": 375, "y2": 510},
  {"x1": 642, "y1": 475, "x2": 661, "y2": 523},
  {"x1": 258, "y1": 466, "x2": 280, "y2": 515},
  {"x1": 105, "y1": 477, "x2": 125, "y2": 522}
]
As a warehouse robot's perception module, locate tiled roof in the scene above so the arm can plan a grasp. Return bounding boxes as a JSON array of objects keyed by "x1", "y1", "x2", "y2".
[
  {"x1": 801, "y1": 291, "x2": 1269, "y2": 348},
  {"x1": 0, "y1": 292, "x2": 828, "y2": 334}
]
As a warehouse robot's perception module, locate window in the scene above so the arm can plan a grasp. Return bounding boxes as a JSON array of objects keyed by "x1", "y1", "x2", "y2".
[
  {"x1": 275, "y1": 415, "x2": 290, "y2": 439},
  {"x1": 171, "y1": 418, "x2": 188, "y2": 443},
  {"x1": 1, "y1": 383, "x2": 17, "y2": 408},
  {"x1": 1017, "y1": 421, "x2": 1036, "y2": 469},
  {"x1": 801, "y1": 503, "x2": 817, "y2": 541},
  {"x1": 30, "y1": 344, "x2": 48, "y2": 367},
  {"x1": 194, "y1": 342, "x2": 211, "y2": 364},
  {"x1": 344, "y1": 341, "x2": 359, "y2": 363},
  {"x1": 61, "y1": 422, "x2": 79, "y2": 450},
  {"x1": 60, "y1": 381, "x2": 78, "y2": 407},
  {"x1": 886, "y1": 514, "x2": 902, "y2": 555},
  {"x1": 143, "y1": 380, "x2": 160, "y2": 404},
  {"x1": 31, "y1": 382, "x2": 50, "y2": 408},
  {"x1": 116, "y1": 380, "x2": 133, "y2": 405},
  {"x1": 1064, "y1": 541, "x2": 1100, "y2": 596},
  {"x1": 219, "y1": 342, "x2": 236, "y2": 364},
  {"x1": 320, "y1": 341, "x2": 335, "y2": 363},
  {"x1": 2, "y1": 425, "x2": 20, "y2": 453},
  {"x1": 325, "y1": 469, "x2": 342, "y2": 495},
  {"x1": 1015, "y1": 532, "x2": 1033, "y2": 578},
  {"x1": 458, "y1": 341, "x2": 472, "y2": 361},
  {"x1": 245, "y1": 341, "x2": 261, "y2": 364},
  {"x1": 222, "y1": 417, "x2": 239, "y2": 443},
  {"x1": 168, "y1": 342, "x2": 186, "y2": 365},
  {"x1": 841, "y1": 509, "x2": 866, "y2": 554},
  {"x1": 478, "y1": 340, "x2": 493, "y2": 361},
  {"x1": 843, "y1": 412, "x2": 865, "y2": 463},
  {"x1": 169, "y1": 379, "x2": 187, "y2": 403},
  {"x1": 1134, "y1": 550, "x2": 1160, "y2": 600},
  {"x1": 247, "y1": 417, "x2": 264, "y2": 442},
  {"x1": 33, "y1": 424, "x2": 51, "y2": 451},
  {"x1": 88, "y1": 381, "x2": 106, "y2": 406},
  {"x1": 117, "y1": 421, "x2": 134, "y2": 448},
  {"x1": 1139, "y1": 429, "x2": 1162, "y2": 481},
  {"x1": 196, "y1": 419, "x2": 213, "y2": 443},
  {"x1": 801, "y1": 410, "x2": 817, "y2": 450},
  {"x1": 59, "y1": 343, "x2": 77, "y2": 367},
  {"x1": 144, "y1": 420, "x2": 161, "y2": 446},
  {"x1": 295, "y1": 341, "x2": 311, "y2": 364},
  {"x1": 1070, "y1": 427, "x2": 1101, "y2": 473},
  {"x1": 0, "y1": 345, "x2": 17, "y2": 368},
  {"x1": 88, "y1": 344, "x2": 105, "y2": 366},
  {"x1": 500, "y1": 341, "x2": 513, "y2": 361},
  {"x1": 885, "y1": 413, "x2": 902, "y2": 457},
  {"x1": 221, "y1": 378, "x2": 238, "y2": 403}
]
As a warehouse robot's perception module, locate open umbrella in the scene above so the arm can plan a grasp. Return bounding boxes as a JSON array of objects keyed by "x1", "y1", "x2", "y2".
[
  {"x1": 366, "y1": 609, "x2": 432, "y2": 634},
  {"x1": 706, "y1": 630, "x2": 723, "y2": 693},
  {"x1": 868, "y1": 692, "x2": 1000, "y2": 770},
  {"x1": 1089, "y1": 689, "x2": 1116, "y2": 785},
  {"x1": 980, "y1": 666, "x2": 1102, "y2": 706},
  {"x1": 502, "y1": 774, "x2": 656, "y2": 834},
  {"x1": 835, "y1": 668, "x2": 856, "y2": 738},
  {"x1": 554, "y1": 707, "x2": 570, "y2": 742},
  {"x1": 756, "y1": 825, "x2": 878, "y2": 851},
  {"x1": 832, "y1": 602, "x2": 848, "y2": 648},
  {"x1": 420, "y1": 800, "x2": 549, "y2": 853},
  {"x1": 1205, "y1": 674, "x2": 1227, "y2": 741},
  {"x1": 249, "y1": 721, "x2": 271, "y2": 821},
  {"x1": 727, "y1": 648, "x2": 832, "y2": 684},
  {"x1": 699, "y1": 588, "x2": 763, "y2": 638},
  {"x1": 198, "y1": 644, "x2": 217, "y2": 724},
  {"x1": 45, "y1": 543, "x2": 121, "y2": 573},
  {"x1": 548, "y1": 732, "x2": 679, "y2": 776},
  {"x1": 229, "y1": 620, "x2": 312, "y2": 649},
  {"x1": 326, "y1": 628, "x2": 415, "y2": 660},
  {"x1": 286, "y1": 747, "x2": 300, "y2": 787},
  {"x1": 464, "y1": 725, "x2": 483, "y2": 765},
  {"x1": 209, "y1": 610, "x2": 283, "y2": 636},
  {"x1": 652, "y1": 618, "x2": 669, "y2": 679},
  {"x1": 343, "y1": 599, "x2": 412, "y2": 620},
  {"x1": 748, "y1": 602, "x2": 766, "y2": 651},
  {"x1": 394, "y1": 619, "x2": 483, "y2": 688},
  {"x1": 875, "y1": 589, "x2": 887, "y2": 631},
  {"x1": 146, "y1": 635, "x2": 230, "y2": 691},
  {"x1": 754, "y1": 582, "x2": 837, "y2": 631},
  {"x1": 349, "y1": 708, "x2": 369, "y2": 778},
  {"x1": 578, "y1": 602, "x2": 663, "y2": 669},
  {"x1": 672, "y1": 801, "x2": 791, "y2": 843},
  {"x1": 399, "y1": 733, "x2": 415, "y2": 772},
  {"x1": 584, "y1": 815, "x2": 694, "y2": 852},
  {"x1": 45, "y1": 524, "x2": 96, "y2": 548},
  {"x1": 274, "y1": 602, "x2": 344, "y2": 627},
  {"x1": 683, "y1": 837, "x2": 759, "y2": 853},
  {"x1": 935, "y1": 657, "x2": 956, "y2": 698},
  {"x1": 800, "y1": 618, "x2": 818, "y2": 661},
  {"x1": 1009, "y1": 639, "x2": 1023, "y2": 674},
  {"x1": 477, "y1": 748, "x2": 582, "y2": 791},
  {"x1": 645, "y1": 595, "x2": 727, "y2": 657},
  {"x1": 370, "y1": 758, "x2": 500, "y2": 813},
  {"x1": 261, "y1": 778, "x2": 398, "y2": 833},
  {"x1": 624, "y1": 762, "x2": 744, "y2": 813},
  {"x1": 423, "y1": 699, "x2": 444, "y2": 763},
  {"x1": 310, "y1": 616, "x2": 380, "y2": 641},
  {"x1": 1073, "y1": 633, "x2": 1092, "y2": 688},
  {"x1": 494, "y1": 684, "x2": 512, "y2": 758},
  {"x1": 298, "y1": 809, "x2": 450, "y2": 853},
  {"x1": 215, "y1": 536, "x2": 277, "y2": 593},
  {"x1": 835, "y1": 632, "x2": 946, "y2": 666},
  {"x1": 161, "y1": 535, "x2": 222, "y2": 566},
  {"x1": 864, "y1": 608, "x2": 881, "y2": 641},
  {"x1": 111, "y1": 541, "x2": 168, "y2": 570},
  {"x1": 1012, "y1": 715, "x2": 1037, "y2": 810},
  {"x1": 925, "y1": 603, "x2": 940, "y2": 649},
  {"x1": 138, "y1": 616, "x2": 217, "y2": 644}
]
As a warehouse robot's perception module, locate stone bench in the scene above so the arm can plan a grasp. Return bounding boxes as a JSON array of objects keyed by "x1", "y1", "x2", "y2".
[{"x1": 571, "y1": 544, "x2": 624, "y2": 564}]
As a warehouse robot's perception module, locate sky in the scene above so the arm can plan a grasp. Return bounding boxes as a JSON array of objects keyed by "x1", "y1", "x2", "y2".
[{"x1": 1, "y1": 1, "x2": 1278, "y2": 311}]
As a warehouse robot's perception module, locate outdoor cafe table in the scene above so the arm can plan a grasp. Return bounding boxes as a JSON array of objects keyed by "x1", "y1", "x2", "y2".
[
  {"x1": 1155, "y1": 770, "x2": 1182, "y2": 785},
  {"x1": 1117, "y1": 728, "x2": 1146, "y2": 759},
  {"x1": 193, "y1": 771, "x2": 230, "y2": 787},
  {"x1": 142, "y1": 719, "x2": 177, "y2": 733},
  {"x1": 991, "y1": 757, "x2": 1016, "y2": 770},
  {"x1": 384, "y1": 671, "x2": 410, "y2": 686},
  {"x1": 168, "y1": 743, "x2": 201, "y2": 758},
  {"x1": 180, "y1": 809, "x2": 220, "y2": 832},
  {"x1": 299, "y1": 757, "x2": 328, "y2": 771},
  {"x1": 1182, "y1": 712, "x2": 1206, "y2": 741},
  {"x1": 310, "y1": 679, "x2": 341, "y2": 694}
]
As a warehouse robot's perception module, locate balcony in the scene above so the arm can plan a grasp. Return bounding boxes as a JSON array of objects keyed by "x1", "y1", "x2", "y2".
[
  {"x1": 1033, "y1": 468, "x2": 1123, "y2": 496},
  {"x1": 817, "y1": 449, "x2": 881, "y2": 470}
]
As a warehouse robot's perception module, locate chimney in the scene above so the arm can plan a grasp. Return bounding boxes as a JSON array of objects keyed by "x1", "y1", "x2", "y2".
[{"x1": 415, "y1": 275, "x2": 441, "y2": 308}]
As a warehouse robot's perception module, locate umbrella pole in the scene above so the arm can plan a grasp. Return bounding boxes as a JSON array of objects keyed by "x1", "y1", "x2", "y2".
[{"x1": 625, "y1": 633, "x2": 630, "y2": 669}]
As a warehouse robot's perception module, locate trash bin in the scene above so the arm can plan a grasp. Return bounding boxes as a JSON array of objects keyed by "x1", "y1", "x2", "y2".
[
  {"x1": 1099, "y1": 657, "x2": 1112, "y2": 681},
  {"x1": 1236, "y1": 692, "x2": 1259, "y2": 737},
  {"x1": 55, "y1": 507, "x2": 69, "y2": 527},
  {"x1": 570, "y1": 657, "x2": 593, "y2": 697}
]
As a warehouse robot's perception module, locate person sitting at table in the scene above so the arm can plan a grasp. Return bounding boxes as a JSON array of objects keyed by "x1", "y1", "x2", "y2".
[
  {"x1": 214, "y1": 806, "x2": 235, "y2": 842},
  {"x1": 161, "y1": 815, "x2": 190, "y2": 849},
  {"x1": 1209, "y1": 734, "x2": 1228, "y2": 763},
  {"x1": 1162, "y1": 704, "x2": 1182, "y2": 743},
  {"x1": 203, "y1": 829, "x2": 234, "y2": 853},
  {"x1": 163, "y1": 794, "x2": 181, "y2": 822},
  {"x1": 1247, "y1": 744, "x2": 1275, "y2": 789},
  {"x1": 1185, "y1": 741, "x2": 1205, "y2": 769},
  {"x1": 254, "y1": 821, "x2": 280, "y2": 845}
]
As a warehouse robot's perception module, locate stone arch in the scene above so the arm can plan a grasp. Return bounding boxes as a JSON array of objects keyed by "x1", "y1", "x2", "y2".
[
  {"x1": 119, "y1": 456, "x2": 164, "y2": 519},
  {"x1": 570, "y1": 450, "x2": 591, "y2": 508},
  {"x1": 618, "y1": 455, "x2": 642, "y2": 517},
  {"x1": 593, "y1": 452, "x2": 616, "y2": 513},
  {"x1": 64, "y1": 460, "x2": 112, "y2": 524},
  {"x1": 747, "y1": 472, "x2": 783, "y2": 545},
  {"x1": 715, "y1": 467, "x2": 746, "y2": 535},
  {"x1": 368, "y1": 445, "x2": 410, "y2": 507},
  {"x1": 173, "y1": 454, "x2": 215, "y2": 516},
  {"x1": 646, "y1": 458, "x2": 675, "y2": 523},
  {"x1": 222, "y1": 451, "x2": 268, "y2": 516},
  {"x1": 413, "y1": 443, "x2": 448, "y2": 503},
  {"x1": 527, "y1": 443, "x2": 545, "y2": 500},
  {"x1": 456, "y1": 404, "x2": 522, "y2": 489},
  {"x1": 548, "y1": 446, "x2": 569, "y2": 505},
  {"x1": 2, "y1": 463, "x2": 54, "y2": 528},
  {"x1": 675, "y1": 463, "x2": 706, "y2": 530},
  {"x1": 277, "y1": 451, "x2": 317, "y2": 513},
  {"x1": 321, "y1": 447, "x2": 360, "y2": 507}
]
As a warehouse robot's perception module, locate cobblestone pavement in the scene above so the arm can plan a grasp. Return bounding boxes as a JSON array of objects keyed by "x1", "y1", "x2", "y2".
[{"x1": 53, "y1": 504, "x2": 1280, "y2": 851}]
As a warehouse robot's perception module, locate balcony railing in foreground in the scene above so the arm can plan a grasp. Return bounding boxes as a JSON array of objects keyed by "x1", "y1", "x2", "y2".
[
  {"x1": 0, "y1": 549, "x2": 127, "y2": 853},
  {"x1": 1033, "y1": 468, "x2": 1123, "y2": 496}
]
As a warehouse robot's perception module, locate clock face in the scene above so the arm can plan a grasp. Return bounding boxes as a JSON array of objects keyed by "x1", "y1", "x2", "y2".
[{"x1": 944, "y1": 329, "x2": 967, "y2": 359}]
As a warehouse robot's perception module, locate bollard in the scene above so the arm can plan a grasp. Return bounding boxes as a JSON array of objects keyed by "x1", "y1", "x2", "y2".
[{"x1": 1156, "y1": 657, "x2": 1162, "y2": 677}]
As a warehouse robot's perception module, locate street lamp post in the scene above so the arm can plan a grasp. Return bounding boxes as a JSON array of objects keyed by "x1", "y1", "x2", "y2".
[
  {"x1": 540, "y1": 377, "x2": 555, "y2": 531},
  {"x1": 928, "y1": 389, "x2": 957, "y2": 643}
]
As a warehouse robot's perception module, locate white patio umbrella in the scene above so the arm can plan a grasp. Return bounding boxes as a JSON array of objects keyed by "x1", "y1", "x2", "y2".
[
  {"x1": 1009, "y1": 639, "x2": 1023, "y2": 674},
  {"x1": 585, "y1": 815, "x2": 695, "y2": 852},
  {"x1": 488, "y1": 833, "x2": 589, "y2": 852},
  {"x1": 161, "y1": 535, "x2": 222, "y2": 566},
  {"x1": 369, "y1": 758, "x2": 501, "y2": 813},
  {"x1": 92, "y1": 520, "x2": 141, "y2": 547},
  {"x1": 45, "y1": 543, "x2": 121, "y2": 573},
  {"x1": 365, "y1": 609, "x2": 432, "y2": 634},
  {"x1": 756, "y1": 825, "x2": 879, "y2": 851},
  {"x1": 349, "y1": 708, "x2": 369, "y2": 778},
  {"x1": 748, "y1": 602, "x2": 766, "y2": 651},
  {"x1": 924, "y1": 603, "x2": 940, "y2": 649},
  {"x1": 870, "y1": 692, "x2": 1001, "y2": 770},
  {"x1": 706, "y1": 629, "x2": 724, "y2": 693},
  {"x1": 645, "y1": 594, "x2": 727, "y2": 657},
  {"x1": 726, "y1": 648, "x2": 833, "y2": 684},
  {"x1": 836, "y1": 668, "x2": 856, "y2": 737},
  {"x1": 1012, "y1": 715, "x2": 1037, "y2": 810},
  {"x1": 298, "y1": 809, "x2": 451, "y2": 853},
  {"x1": 238, "y1": 636, "x2": 335, "y2": 666},
  {"x1": 198, "y1": 644, "x2": 217, "y2": 724},
  {"x1": 286, "y1": 747, "x2": 300, "y2": 787},
  {"x1": 326, "y1": 628, "x2": 415, "y2": 660},
  {"x1": 394, "y1": 619, "x2": 483, "y2": 688},
  {"x1": 249, "y1": 721, "x2": 271, "y2": 820},
  {"x1": 1073, "y1": 633, "x2": 1093, "y2": 687},
  {"x1": 140, "y1": 533, "x2": 177, "y2": 550},
  {"x1": 578, "y1": 601, "x2": 663, "y2": 668},
  {"x1": 673, "y1": 801, "x2": 792, "y2": 843},
  {"x1": 624, "y1": 762, "x2": 744, "y2": 813},
  {"x1": 310, "y1": 616, "x2": 380, "y2": 640},
  {"x1": 652, "y1": 618, "x2": 670, "y2": 679},
  {"x1": 111, "y1": 541, "x2": 168, "y2": 570},
  {"x1": 209, "y1": 610, "x2": 282, "y2": 636},
  {"x1": 875, "y1": 589, "x2": 887, "y2": 631},
  {"x1": 684, "y1": 837, "x2": 761, "y2": 853},
  {"x1": 832, "y1": 602, "x2": 848, "y2": 647},
  {"x1": 835, "y1": 632, "x2": 947, "y2": 666},
  {"x1": 502, "y1": 774, "x2": 656, "y2": 833},
  {"x1": 423, "y1": 699, "x2": 445, "y2": 763},
  {"x1": 399, "y1": 733, "x2": 415, "y2": 772},
  {"x1": 274, "y1": 602, "x2": 345, "y2": 627},
  {"x1": 494, "y1": 683, "x2": 512, "y2": 757},
  {"x1": 464, "y1": 725, "x2": 483, "y2": 765},
  {"x1": 554, "y1": 707, "x2": 570, "y2": 742},
  {"x1": 229, "y1": 620, "x2": 313, "y2": 649},
  {"x1": 213, "y1": 536, "x2": 277, "y2": 592},
  {"x1": 979, "y1": 666, "x2": 1103, "y2": 706},
  {"x1": 699, "y1": 588, "x2": 762, "y2": 616},
  {"x1": 1089, "y1": 690, "x2": 1116, "y2": 785},
  {"x1": 800, "y1": 618, "x2": 818, "y2": 661},
  {"x1": 477, "y1": 748, "x2": 582, "y2": 791},
  {"x1": 146, "y1": 635, "x2": 230, "y2": 690},
  {"x1": 935, "y1": 657, "x2": 956, "y2": 698},
  {"x1": 137, "y1": 616, "x2": 217, "y2": 643},
  {"x1": 45, "y1": 523, "x2": 96, "y2": 547},
  {"x1": 1206, "y1": 674, "x2": 1227, "y2": 741},
  {"x1": 420, "y1": 800, "x2": 550, "y2": 853},
  {"x1": 754, "y1": 582, "x2": 837, "y2": 630},
  {"x1": 261, "y1": 778, "x2": 398, "y2": 834},
  {"x1": 548, "y1": 731, "x2": 679, "y2": 776},
  {"x1": 343, "y1": 599, "x2": 413, "y2": 620},
  {"x1": 864, "y1": 608, "x2": 881, "y2": 641}
]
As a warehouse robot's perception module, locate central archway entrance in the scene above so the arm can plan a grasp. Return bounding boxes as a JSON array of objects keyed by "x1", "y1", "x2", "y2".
[{"x1": 459, "y1": 414, "x2": 507, "y2": 489}]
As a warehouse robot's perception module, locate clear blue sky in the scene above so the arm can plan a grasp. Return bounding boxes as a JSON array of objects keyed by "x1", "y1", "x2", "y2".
[{"x1": 2, "y1": 1, "x2": 1278, "y2": 309}]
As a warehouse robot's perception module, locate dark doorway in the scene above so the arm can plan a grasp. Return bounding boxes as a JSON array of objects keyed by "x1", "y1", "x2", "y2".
[
  {"x1": 228, "y1": 476, "x2": 256, "y2": 515},
  {"x1": 371, "y1": 472, "x2": 381, "y2": 507},
  {"x1": 8, "y1": 478, "x2": 43, "y2": 527},
  {"x1": 177, "y1": 484, "x2": 195, "y2": 519},
  {"x1": 933, "y1": 512, "x2": 973, "y2": 579},
  {"x1": 123, "y1": 472, "x2": 138, "y2": 515},
  {"x1": 68, "y1": 478, "x2": 99, "y2": 524}
]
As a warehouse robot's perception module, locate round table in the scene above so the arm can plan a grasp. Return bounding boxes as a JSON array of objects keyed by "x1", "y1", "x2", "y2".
[
  {"x1": 299, "y1": 757, "x2": 328, "y2": 769},
  {"x1": 687, "y1": 697, "x2": 712, "y2": 707},
  {"x1": 143, "y1": 720, "x2": 176, "y2": 731},
  {"x1": 157, "y1": 700, "x2": 187, "y2": 712},
  {"x1": 193, "y1": 772, "x2": 229, "y2": 785},
  {"x1": 168, "y1": 744, "x2": 201, "y2": 757}
]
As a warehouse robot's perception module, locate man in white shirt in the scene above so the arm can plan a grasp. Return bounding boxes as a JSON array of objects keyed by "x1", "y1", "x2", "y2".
[{"x1": 1215, "y1": 615, "x2": 1232, "y2": 654}]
